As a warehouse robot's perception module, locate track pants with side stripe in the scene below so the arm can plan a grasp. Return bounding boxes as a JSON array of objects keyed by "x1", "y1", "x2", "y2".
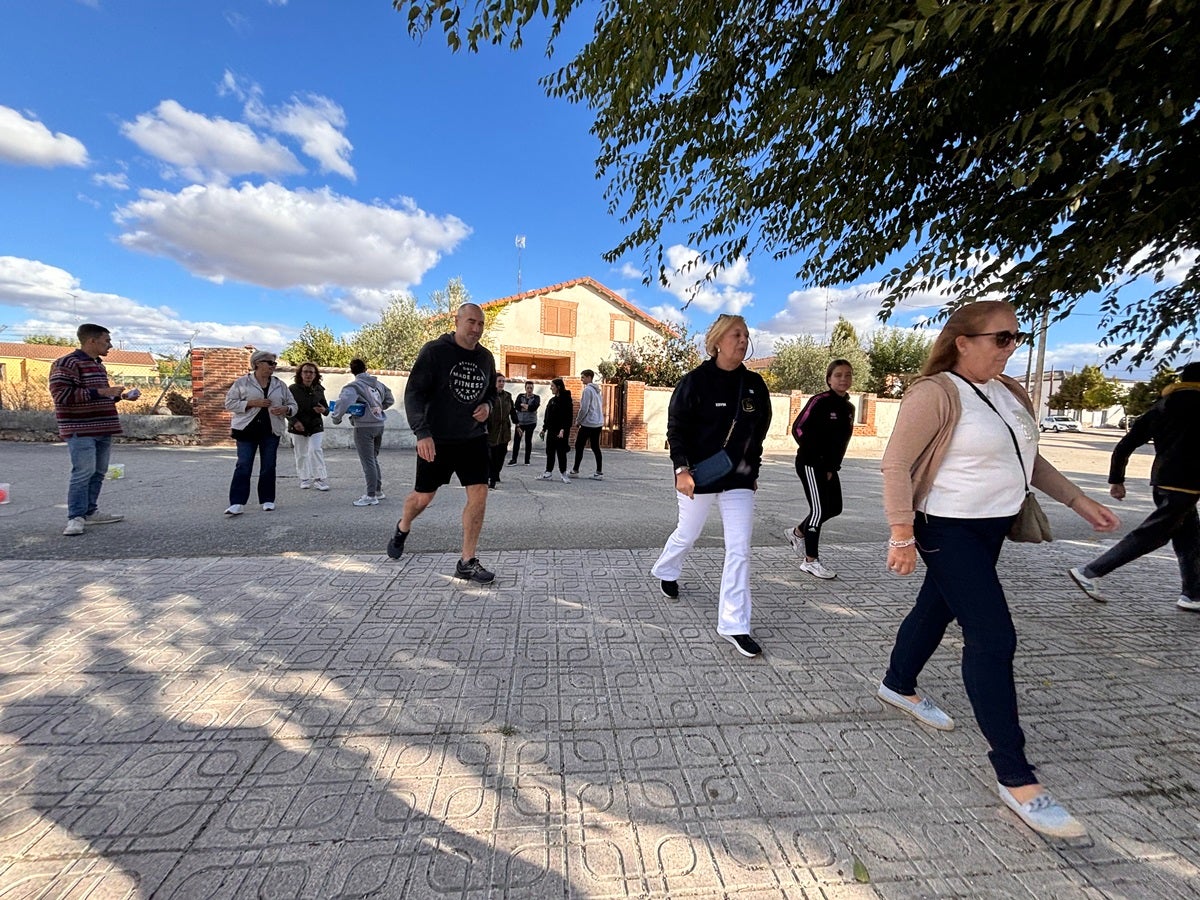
[{"x1": 796, "y1": 462, "x2": 842, "y2": 559}]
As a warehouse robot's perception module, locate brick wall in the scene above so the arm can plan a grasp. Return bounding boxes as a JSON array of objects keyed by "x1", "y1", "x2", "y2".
[
  {"x1": 193, "y1": 347, "x2": 252, "y2": 445},
  {"x1": 623, "y1": 381, "x2": 647, "y2": 450}
]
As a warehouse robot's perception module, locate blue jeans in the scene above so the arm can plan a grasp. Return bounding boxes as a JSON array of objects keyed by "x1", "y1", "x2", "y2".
[
  {"x1": 883, "y1": 514, "x2": 1036, "y2": 787},
  {"x1": 229, "y1": 433, "x2": 280, "y2": 505},
  {"x1": 1084, "y1": 486, "x2": 1200, "y2": 600},
  {"x1": 66, "y1": 435, "x2": 112, "y2": 519}
]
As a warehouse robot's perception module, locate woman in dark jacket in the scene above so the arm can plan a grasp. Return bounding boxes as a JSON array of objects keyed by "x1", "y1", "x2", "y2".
[
  {"x1": 539, "y1": 378, "x2": 573, "y2": 483},
  {"x1": 784, "y1": 358, "x2": 855, "y2": 578},
  {"x1": 287, "y1": 362, "x2": 330, "y2": 491},
  {"x1": 650, "y1": 314, "x2": 772, "y2": 658}
]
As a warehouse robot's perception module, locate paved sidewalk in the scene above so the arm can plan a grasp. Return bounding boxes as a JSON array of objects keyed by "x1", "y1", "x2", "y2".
[{"x1": 1, "y1": 436, "x2": 1196, "y2": 898}]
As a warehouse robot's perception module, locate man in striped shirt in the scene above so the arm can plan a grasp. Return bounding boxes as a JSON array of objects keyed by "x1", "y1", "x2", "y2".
[{"x1": 50, "y1": 324, "x2": 138, "y2": 536}]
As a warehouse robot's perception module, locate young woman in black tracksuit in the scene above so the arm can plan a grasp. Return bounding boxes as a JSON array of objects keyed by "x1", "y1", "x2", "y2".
[
  {"x1": 539, "y1": 378, "x2": 574, "y2": 482},
  {"x1": 785, "y1": 359, "x2": 855, "y2": 579}
]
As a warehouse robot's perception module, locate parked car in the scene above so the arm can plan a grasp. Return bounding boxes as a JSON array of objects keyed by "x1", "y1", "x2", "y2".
[
  {"x1": 1119, "y1": 414, "x2": 1139, "y2": 430},
  {"x1": 1040, "y1": 415, "x2": 1081, "y2": 433}
]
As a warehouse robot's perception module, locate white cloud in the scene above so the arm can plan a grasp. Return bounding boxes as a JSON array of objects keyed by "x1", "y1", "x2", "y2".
[
  {"x1": 120, "y1": 100, "x2": 303, "y2": 183},
  {"x1": 0, "y1": 106, "x2": 89, "y2": 168},
  {"x1": 113, "y1": 182, "x2": 470, "y2": 321},
  {"x1": 658, "y1": 245, "x2": 754, "y2": 315},
  {"x1": 92, "y1": 172, "x2": 129, "y2": 190},
  {"x1": 646, "y1": 303, "x2": 689, "y2": 328},
  {"x1": 618, "y1": 262, "x2": 642, "y2": 281},
  {"x1": 246, "y1": 92, "x2": 354, "y2": 179},
  {"x1": 0, "y1": 255, "x2": 292, "y2": 348}
]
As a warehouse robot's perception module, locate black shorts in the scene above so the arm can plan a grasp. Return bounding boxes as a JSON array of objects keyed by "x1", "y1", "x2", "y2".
[{"x1": 414, "y1": 435, "x2": 490, "y2": 493}]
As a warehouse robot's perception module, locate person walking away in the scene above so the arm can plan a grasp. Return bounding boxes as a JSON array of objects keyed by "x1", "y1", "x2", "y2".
[
  {"x1": 650, "y1": 314, "x2": 772, "y2": 658},
  {"x1": 223, "y1": 350, "x2": 297, "y2": 515},
  {"x1": 539, "y1": 379, "x2": 573, "y2": 483},
  {"x1": 509, "y1": 380, "x2": 540, "y2": 465},
  {"x1": 1069, "y1": 361, "x2": 1200, "y2": 611},
  {"x1": 50, "y1": 323, "x2": 139, "y2": 536},
  {"x1": 487, "y1": 374, "x2": 514, "y2": 489},
  {"x1": 332, "y1": 358, "x2": 395, "y2": 506},
  {"x1": 784, "y1": 359, "x2": 855, "y2": 578},
  {"x1": 288, "y1": 362, "x2": 330, "y2": 491},
  {"x1": 879, "y1": 300, "x2": 1119, "y2": 839},
  {"x1": 385, "y1": 303, "x2": 499, "y2": 583},
  {"x1": 571, "y1": 369, "x2": 605, "y2": 479}
]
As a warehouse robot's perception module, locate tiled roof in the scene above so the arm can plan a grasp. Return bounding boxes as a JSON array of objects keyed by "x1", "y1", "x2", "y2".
[
  {"x1": 483, "y1": 276, "x2": 672, "y2": 332},
  {"x1": 744, "y1": 355, "x2": 775, "y2": 371},
  {"x1": 0, "y1": 342, "x2": 157, "y2": 366}
]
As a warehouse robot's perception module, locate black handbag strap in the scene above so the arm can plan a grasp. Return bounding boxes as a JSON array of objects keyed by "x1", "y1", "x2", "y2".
[
  {"x1": 720, "y1": 372, "x2": 746, "y2": 449},
  {"x1": 948, "y1": 371, "x2": 1031, "y2": 492}
]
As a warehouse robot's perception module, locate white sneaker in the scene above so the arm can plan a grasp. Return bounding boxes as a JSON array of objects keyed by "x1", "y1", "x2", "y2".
[
  {"x1": 84, "y1": 511, "x2": 124, "y2": 525},
  {"x1": 1178, "y1": 596, "x2": 1200, "y2": 612},
  {"x1": 997, "y1": 784, "x2": 1087, "y2": 839},
  {"x1": 590, "y1": 473, "x2": 604, "y2": 480},
  {"x1": 1068, "y1": 566, "x2": 1105, "y2": 602},
  {"x1": 353, "y1": 495, "x2": 379, "y2": 506},
  {"x1": 782, "y1": 526, "x2": 804, "y2": 557},
  {"x1": 224, "y1": 504, "x2": 244, "y2": 516},
  {"x1": 538, "y1": 472, "x2": 553, "y2": 480},
  {"x1": 375, "y1": 491, "x2": 386, "y2": 500},
  {"x1": 262, "y1": 502, "x2": 276, "y2": 511},
  {"x1": 799, "y1": 558, "x2": 836, "y2": 580},
  {"x1": 561, "y1": 474, "x2": 571, "y2": 483},
  {"x1": 314, "y1": 480, "x2": 330, "y2": 491},
  {"x1": 299, "y1": 479, "x2": 312, "y2": 489},
  {"x1": 63, "y1": 517, "x2": 86, "y2": 536}
]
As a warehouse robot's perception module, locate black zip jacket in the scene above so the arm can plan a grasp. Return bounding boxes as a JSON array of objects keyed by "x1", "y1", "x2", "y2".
[
  {"x1": 404, "y1": 333, "x2": 497, "y2": 441},
  {"x1": 1110, "y1": 382, "x2": 1200, "y2": 492},
  {"x1": 791, "y1": 389, "x2": 855, "y2": 472},
  {"x1": 542, "y1": 392, "x2": 573, "y2": 436},
  {"x1": 666, "y1": 359, "x2": 772, "y2": 494},
  {"x1": 287, "y1": 383, "x2": 327, "y2": 436}
]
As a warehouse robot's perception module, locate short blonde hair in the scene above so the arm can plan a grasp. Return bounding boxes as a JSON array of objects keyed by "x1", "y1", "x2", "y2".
[
  {"x1": 921, "y1": 301, "x2": 1017, "y2": 376},
  {"x1": 704, "y1": 314, "x2": 748, "y2": 358}
]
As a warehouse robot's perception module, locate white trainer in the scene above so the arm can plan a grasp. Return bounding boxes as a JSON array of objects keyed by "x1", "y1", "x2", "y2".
[
  {"x1": 1178, "y1": 595, "x2": 1200, "y2": 612},
  {"x1": 782, "y1": 526, "x2": 804, "y2": 558},
  {"x1": 63, "y1": 517, "x2": 86, "y2": 536},
  {"x1": 1068, "y1": 566, "x2": 1105, "y2": 602},
  {"x1": 224, "y1": 504, "x2": 244, "y2": 516},
  {"x1": 876, "y1": 683, "x2": 955, "y2": 731},
  {"x1": 314, "y1": 480, "x2": 330, "y2": 491},
  {"x1": 561, "y1": 474, "x2": 571, "y2": 484},
  {"x1": 799, "y1": 558, "x2": 836, "y2": 580},
  {"x1": 997, "y1": 784, "x2": 1087, "y2": 839},
  {"x1": 262, "y1": 502, "x2": 276, "y2": 511},
  {"x1": 353, "y1": 495, "x2": 379, "y2": 506},
  {"x1": 84, "y1": 512, "x2": 124, "y2": 525},
  {"x1": 299, "y1": 479, "x2": 312, "y2": 489}
]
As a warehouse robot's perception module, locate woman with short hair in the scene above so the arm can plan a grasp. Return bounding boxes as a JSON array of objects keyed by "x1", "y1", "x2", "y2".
[{"x1": 223, "y1": 350, "x2": 296, "y2": 515}]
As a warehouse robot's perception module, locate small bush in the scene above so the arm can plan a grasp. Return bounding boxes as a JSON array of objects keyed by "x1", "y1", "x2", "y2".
[{"x1": 164, "y1": 391, "x2": 194, "y2": 415}]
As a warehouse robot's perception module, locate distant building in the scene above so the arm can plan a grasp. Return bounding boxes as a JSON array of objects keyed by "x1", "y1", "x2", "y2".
[
  {"x1": 0, "y1": 341, "x2": 157, "y2": 384},
  {"x1": 482, "y1": 277, "x2": 673, "y2": 379}
]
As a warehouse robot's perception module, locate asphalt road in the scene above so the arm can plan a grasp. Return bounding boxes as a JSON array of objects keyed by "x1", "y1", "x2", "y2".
[{"x1": 0, "y1": 430, "x2": 1153, "y2": 560}]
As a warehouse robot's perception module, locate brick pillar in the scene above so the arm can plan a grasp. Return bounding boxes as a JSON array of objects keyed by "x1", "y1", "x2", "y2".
[
  {"x1": 788, "y1": 390, "x2": 806, "y2": 439},
  {"x1": 193, "y1": 347, "x2": 252, "y2": 445},
  {"x1": 623, "y1": 380, "x2": 647, "y2": 450},
  {"x1": 564, "y1": 375, "x2": 583, "y2": 445},
  {"x1": 853, "y1": 392, "x2": 877, "y2": 436}
]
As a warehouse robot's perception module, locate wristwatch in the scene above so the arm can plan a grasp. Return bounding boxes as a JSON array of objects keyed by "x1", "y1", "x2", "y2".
[{"x1": 674, "y1": 465, "x2": 690, "y2": 475}]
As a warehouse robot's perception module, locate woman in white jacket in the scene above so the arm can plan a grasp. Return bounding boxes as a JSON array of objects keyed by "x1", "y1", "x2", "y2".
[{"x1": 223, "y1": 350, "x2": 296, "y2": 515}]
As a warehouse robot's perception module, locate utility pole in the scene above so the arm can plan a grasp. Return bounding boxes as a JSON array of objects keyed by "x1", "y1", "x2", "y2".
[{"x1": 1030, "y1": 307, "x2": 1050, "y2": 416}]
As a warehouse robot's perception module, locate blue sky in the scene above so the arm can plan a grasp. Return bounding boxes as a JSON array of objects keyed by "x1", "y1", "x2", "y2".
[{"x1": 0, "y1": 1, "x2": 1192, "y2": 379}]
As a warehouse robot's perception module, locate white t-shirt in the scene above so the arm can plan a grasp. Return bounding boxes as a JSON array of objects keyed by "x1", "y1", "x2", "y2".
[{"x1": 920, "y1": 377, "x2": 1037, "y2": 518}]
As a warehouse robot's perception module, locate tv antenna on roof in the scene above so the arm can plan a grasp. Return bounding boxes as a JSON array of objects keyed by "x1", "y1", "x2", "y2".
[{"x1": 515, "y1": 235, "x2": 525, "y2": 293}]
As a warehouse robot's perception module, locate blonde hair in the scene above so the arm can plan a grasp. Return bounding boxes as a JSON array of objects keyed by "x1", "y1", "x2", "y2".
[
  {"x1": 704, "y1": 314, "x2": 748, "y2": 358},
  {"x1": 921, "y1": 301, "x2": 1017, "y2": 376}
]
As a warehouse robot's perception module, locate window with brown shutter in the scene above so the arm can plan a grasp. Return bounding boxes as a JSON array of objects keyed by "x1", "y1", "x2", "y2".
[{"x1": 541, "y1": 298, "x2": 578, "y2": 337}]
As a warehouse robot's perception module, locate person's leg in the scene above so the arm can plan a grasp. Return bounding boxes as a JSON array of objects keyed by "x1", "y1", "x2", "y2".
[
  {"x1": 1168, "y1": 495, "x2": 1200, "y2": 600},
  {"x1": 86, "y1": 436, "x2": 112, "y2": 516},
  {"x1": 257, "y1": 433, "x2": 279, "y2": 504},
  {"x1": 590, "y1": 427, "x2": 603, "y2": 474},
  {"x1": 571, "y1": 432, "x2": 584, "y2": 474},
  {"x1": 310, "y1": 431, "x2": 328, "y2": 482},
  {"x1": 399, "y1": 490, "x2": 435, "y2": 531},
  {"x1": 509, "y1": 426, "x2": 521, "y2": 464},
  {"x1": 461, "y1": 483, "x2": 489, "y2": 560},
  {"x1": 66, "y1": 436, "x2": 99, "y2": 519},
  {"x1": 523, "y1": 425, "x2": 533, "y2": 464},
  {"x1": 651, "y1": 491, "x2": 715, "y2": 581},
  {"x1": 921, "y1": 516, "x2": 1036, "y2": 787},
  {"x1": 352, "y1": 427, "x2": 378, "y2": 495},
  {"x1": 799, "y1": 464, "x2": 823, "y2": 558},
  {"x1": 292, "y1": 433, "x2": 310, "y2": 482},
  {"x1": 543, "y1": 434, "x2": 554, "y2": 473},
  {"x1": 1084, "y1": 487, "x2": 1196, "y2": 579},
  {"x1": 556, "y1": 435, "x2": 569, "y2": 473},
  {"x1": 229, "y1": 438, "x2": 255, "y2": 505},
  {"x1": 715, "y1": 489, "x2": 755, "y2": 634},
  {"x1": 370, "y1": 430, "x2": 383, "y2": 495}
]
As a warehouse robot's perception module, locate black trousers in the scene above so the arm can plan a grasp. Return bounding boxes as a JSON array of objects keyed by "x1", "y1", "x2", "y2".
[
  {"x1": 510, "y1": 423, "x2": 535, "y2": 463},
  {"x1": 572, "y1": 425, "x2": 603, "y2": 474}
]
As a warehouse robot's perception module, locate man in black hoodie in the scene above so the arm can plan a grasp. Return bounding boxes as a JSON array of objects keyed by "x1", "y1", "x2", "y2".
[
  {"x1": 385, "y1": 303, "x2": 498, "y2": 583},
  {"x1": 1069, "y1": 362, "x2": 1200, "y2": 610}
]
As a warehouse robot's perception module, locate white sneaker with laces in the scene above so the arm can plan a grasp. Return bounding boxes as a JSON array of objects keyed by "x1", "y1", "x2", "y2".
[
  {"x1": 224, "y1": 504, "x2": 244, "y2": 516},
  {"x1": 782, "y1": 526, "x2": 804, "y2": 558},
  {"x1": 353, "y1": 495, "x2": 379, "y2": 506},
  {"x1": 84, "y1": 512, "x2": 124, "y2": 525},
  {"x1": 375, "y1": 491, "x2": 386, "y2": 500},
  {"x1": 561, "y1": 474, "x2": 571, "y2": 483},
  {"x1": 314, "y1": 480, "x2": 330, "y2": 491},
  {"x1": 538, "y1": 472, "x2": 553, "y2": 480},
  {"x1": 262, "y1": 502, "x2": 276, "y2": 511},
  {"x1": 997, "y1": 784, "x2": 1087, "y2": 839},
  {"x1": 63, "y1": 517, "x2": 86, "y2": 536},
  {"x1": 799, "y1": 558, "x2": 836, "y2": 580},
  {"x1": 299, "y1": 479, "x2": 312, "y2": 489},
  {"x1": 1068, "y1": 566, "x2": 1106, "y2": 602},
  {"x1": 590, "y1": 473, "x2": 604, "y2": 480},
  {"x1": 1178, "y1": 595, "x2": 1200, "y2": 611}
]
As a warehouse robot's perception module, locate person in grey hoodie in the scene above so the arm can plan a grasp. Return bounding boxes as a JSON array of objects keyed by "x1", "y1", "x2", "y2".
[
  {"x1": 570, "y1": 369, "x2": 605, "y2": 479},
  {"x1": 331, "y1": 358, "x2": 395, "y2": 506}
]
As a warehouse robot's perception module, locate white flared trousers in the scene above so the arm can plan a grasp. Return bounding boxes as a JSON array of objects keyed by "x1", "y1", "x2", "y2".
[
  {"x1": 651, "y1": 488, "x2": 755, "y2": 635},
  {"x1": 291, "y1": 432, "x2": 328, "y2": 481}
]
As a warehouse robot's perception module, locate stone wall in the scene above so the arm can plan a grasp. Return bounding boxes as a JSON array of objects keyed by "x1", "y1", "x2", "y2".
[{"x1": 0, "y1": 410, "x2": 197, "y2": 443}]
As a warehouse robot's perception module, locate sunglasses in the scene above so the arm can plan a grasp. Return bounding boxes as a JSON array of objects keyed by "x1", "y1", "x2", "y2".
[
  {"x1": 965, "y1": 330, "x2": 1028, "y2": 348},
  {"x1": 259, "y1": 360, "x2": 278, "y2": 366}
]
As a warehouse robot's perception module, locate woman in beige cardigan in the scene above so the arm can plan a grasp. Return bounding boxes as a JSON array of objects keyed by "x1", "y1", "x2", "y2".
[{"x1": 878, "y1": 300, "x2": 1118, "y2": 839}]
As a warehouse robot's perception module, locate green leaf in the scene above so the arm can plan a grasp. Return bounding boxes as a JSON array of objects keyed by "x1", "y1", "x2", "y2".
[{"x1": 852, "y1": 856, "x2": 871, "y2": 883}]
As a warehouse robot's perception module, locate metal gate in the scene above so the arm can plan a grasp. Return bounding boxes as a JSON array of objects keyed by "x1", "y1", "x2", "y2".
[{"x1": 600, "y1": 381, "x2": 625, "y2": 449}]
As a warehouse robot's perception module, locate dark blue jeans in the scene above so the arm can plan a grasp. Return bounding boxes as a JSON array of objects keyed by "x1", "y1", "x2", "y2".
[
  {"x1": 66, "y1": 435, "x2": 112, "y2": 519},
  {"x1": 883, "y1": 514, "x2": 1036, "y2": 787},
  {"x1": 1084, "y1": 486, "x2": 1200, "y2": 600},
  {"x1": 229, "y1": 433, "x2": 280, "y2": 505}
]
